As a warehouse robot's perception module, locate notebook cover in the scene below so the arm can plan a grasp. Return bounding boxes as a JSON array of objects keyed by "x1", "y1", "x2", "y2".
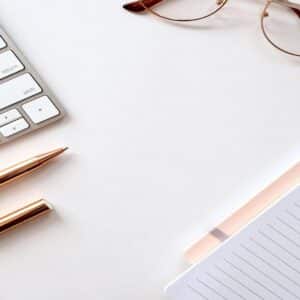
[{"x1": 184, "y1": 162, "x2": 300, "y2": 264}]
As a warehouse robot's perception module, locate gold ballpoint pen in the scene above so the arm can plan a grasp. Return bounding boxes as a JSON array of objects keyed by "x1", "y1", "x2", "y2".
[
  {"x1": 0, "y1": 199, "x2": 52, "y2": 234},
  {"x1": 0, "y1": 147, "x2": 68, "y2": 235},
  {"x1": 0, "y1": 147, "x2": 68, "y2": 187}
]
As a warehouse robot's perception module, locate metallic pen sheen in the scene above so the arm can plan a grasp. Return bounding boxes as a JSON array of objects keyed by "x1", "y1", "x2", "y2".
[
  {"x1": 0, "y1": 147, "x2": 68, "y2": 187},
  {"x1": 0, "y1": 199, "x2": 52, "y2": 234}
]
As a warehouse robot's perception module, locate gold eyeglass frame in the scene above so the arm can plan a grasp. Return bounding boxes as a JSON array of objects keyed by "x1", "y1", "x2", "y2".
[
  {"x1": 138, "y1": 0, "x2": 228, "y2": 22},
  {"x1": 123, "y1": 0, "x2": 300, "y2": 56},
  {"x1": 261, "y1": 0, "x2": 300, "y2": 56}
]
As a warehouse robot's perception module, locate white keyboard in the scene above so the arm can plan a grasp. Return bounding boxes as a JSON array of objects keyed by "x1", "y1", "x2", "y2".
[{"x1": 0, "y1": 27, "x2": 64, "y2": 144}]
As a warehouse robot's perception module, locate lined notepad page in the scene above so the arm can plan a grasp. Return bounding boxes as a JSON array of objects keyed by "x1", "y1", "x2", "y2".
[{"x1": 166, "y1": 186, "x2": 300, "y2": 300}]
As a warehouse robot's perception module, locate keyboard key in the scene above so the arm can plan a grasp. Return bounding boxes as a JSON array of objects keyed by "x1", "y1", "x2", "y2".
[
  {"x1": 0, "y1": 118, "x2": 29, "y2": 137},
  {"x1": 0, "y1": 73, "x2": 42, "y2": 110},
  {"x1": 0, "y1": 50, "x2": 24, "y2": 79},
  {"x1": 22, "y1": 96, "x2": 60, "y2": 124},
  {"x1": 0, "y1": 109, "x2": 21, "y2": 126},
  {"x1": 0, "y1": 36, "x2": 6, "y2": 49},
  {"x1": 0, "y1": 27, "x2": 65, "y2": 145}
]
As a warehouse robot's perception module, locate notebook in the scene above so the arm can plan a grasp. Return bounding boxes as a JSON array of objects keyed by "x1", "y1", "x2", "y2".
[
  {"x1": 165, "y1": 185, "x2": 300, "y2": 300},
  {"x1": 184, "y1": 162, "x2": 300, "y2": 265}
]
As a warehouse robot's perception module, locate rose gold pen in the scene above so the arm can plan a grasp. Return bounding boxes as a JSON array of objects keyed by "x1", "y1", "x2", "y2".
[
  {"x1": 0, "y1": 147, "x2": 68, "y2": 235},
  {"x1": 0, "y1": 147, "x2": 68, "y2": 187},
  {"x1": 0, "y1": 199, "x2": 52, "y2": 234}
]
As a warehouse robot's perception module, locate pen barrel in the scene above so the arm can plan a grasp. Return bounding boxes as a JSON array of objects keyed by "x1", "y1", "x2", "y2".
[
  {"x1": 0, "y1": 158, "x2": 42, "y2": 186},
  {"x1": 0, "y1": 200, "x2": 52, "y2": 234},
  {"x1": 0, "y1": 147, "x2": 68, "y2": 187}
]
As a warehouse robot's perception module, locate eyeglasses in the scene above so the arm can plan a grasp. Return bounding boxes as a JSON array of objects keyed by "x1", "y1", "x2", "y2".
[{"x1": 123, "y1": 0, "x2": 300, "y2": 56}]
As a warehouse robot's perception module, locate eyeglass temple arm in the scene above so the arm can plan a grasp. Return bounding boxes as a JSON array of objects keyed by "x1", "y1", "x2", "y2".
[
  {"x1": 291, "y1": 8, "x2": 300, "y2": 17},
  {"x1": 272, "y1": 0, "x2": 300, "y2": 16},
  {"x1": 123, "y1": 0, "x2": 300, "y2": 17},
  {"x1": 123, "y1": 0, "x2": 163, "y2": 12}
]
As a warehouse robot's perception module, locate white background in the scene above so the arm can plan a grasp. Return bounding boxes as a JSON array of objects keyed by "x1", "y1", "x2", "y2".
[{"x1": 0, "y1": 1, "x2": 299, "y2": 299}]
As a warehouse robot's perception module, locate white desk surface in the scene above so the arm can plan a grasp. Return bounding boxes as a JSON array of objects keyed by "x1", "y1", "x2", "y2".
[{"x1": 0, "y1": 1, "x2": 299, "y2": 299}]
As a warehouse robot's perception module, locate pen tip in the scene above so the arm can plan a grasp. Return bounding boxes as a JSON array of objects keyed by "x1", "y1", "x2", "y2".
[{"x1": 36, "y1": 147, "x2": 69, "y2": 162}]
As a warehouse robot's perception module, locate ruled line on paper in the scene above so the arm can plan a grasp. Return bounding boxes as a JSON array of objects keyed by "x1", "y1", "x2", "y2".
[
  {"x1": 258, "y1": 230, "x2": 300, "y2": 260},
  {"x1": 250, "y1": 237, "x2": 300, "y2": 275},
  {"x1": 187, "y1": 284, "x2": 209, "y2": 300},
  {"x1": 267, "y1": 224, "x2": 300, "y2": 248},
  {"x1": 206, "y1": 272, "x2": 247, "y2": 300},
  {"x1": 215, "y1": 265, "x2": 265, "y2": 300},
  {"x1": 240, "y1": 244, "x2": 300, "y2": 288},
  {"x1": 223, "y1": 258, "x2": 283, "y2": 300},
  {"x1": 232, "y1": 252, "x2": 300, "y2": 300},
  {"x1": 276, "y1": 216, "x2": 300, "y2": 235},
  {"x1": 294, "y1": 202, "x2": 300, "y2": 209},
  {"x1": 286, "y1": 210, "x2": 300, "y2": 222},
  {"x1": 196, "y1": 278, "x2": 228, "y2": 300}
]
